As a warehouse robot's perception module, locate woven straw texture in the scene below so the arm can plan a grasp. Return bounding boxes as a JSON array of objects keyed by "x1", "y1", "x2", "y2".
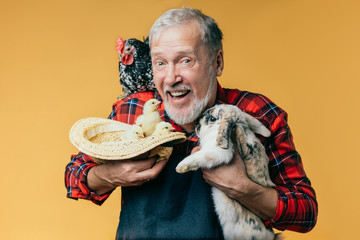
[{"x1": 69, "y1": 117, "x2": 186, "y2": 163}]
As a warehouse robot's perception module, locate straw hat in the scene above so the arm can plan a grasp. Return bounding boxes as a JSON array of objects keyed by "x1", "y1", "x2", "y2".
[{"x1": 69, "y1": 117, "x2": 186, "y2": 164}]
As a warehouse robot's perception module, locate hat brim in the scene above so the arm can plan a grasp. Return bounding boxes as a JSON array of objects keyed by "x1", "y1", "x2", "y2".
[{"x1": 69, "y1": 117, "x2": 186, "y2": 161}]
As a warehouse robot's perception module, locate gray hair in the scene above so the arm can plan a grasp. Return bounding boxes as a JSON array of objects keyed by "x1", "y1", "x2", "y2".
[{"x1": 149, "y1": 8, "x2": 223, "y2": 60}]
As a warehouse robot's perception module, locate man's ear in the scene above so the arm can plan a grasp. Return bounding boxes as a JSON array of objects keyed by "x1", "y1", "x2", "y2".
[{"x1": 215, "y1": 50, "x2": 224, "y2": 76}]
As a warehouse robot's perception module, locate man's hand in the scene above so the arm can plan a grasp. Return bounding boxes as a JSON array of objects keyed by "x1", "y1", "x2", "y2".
[
  {"x1": 87, "y1": 153, "x2": 168, "y2": 195},
  {"x1": 198, "y1": 145, "x2": 253, "y2": 199}
]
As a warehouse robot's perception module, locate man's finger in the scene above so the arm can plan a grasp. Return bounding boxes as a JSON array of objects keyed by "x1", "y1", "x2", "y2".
[
  {"x1": 135, "y1": 159, "x2": 168, "y2": 182},
  {"x1": 130, "y1": 157, "x2": 157, "y2": 172},
  {"x1": 191, "y1": 146, "x2": 201, "y2": 154}
]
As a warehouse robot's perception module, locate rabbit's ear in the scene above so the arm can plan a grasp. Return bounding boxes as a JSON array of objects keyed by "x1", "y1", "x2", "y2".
[
  {"x1": 244, "y1": 112, "x2": 271, "y2": 137},
  {"x1": 217, "y1": 108, "x2": 225, "y2": 119},
  {"x1": 217, "y1": 119, "x2": 231, "y2": 149},
  {"x1": 216, "y1": 109, "x2": 235, "y2": 149}
]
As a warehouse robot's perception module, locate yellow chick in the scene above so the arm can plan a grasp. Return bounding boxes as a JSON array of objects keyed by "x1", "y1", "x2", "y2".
[
  {"x1": 135, "y1": 99, "x2": 161, "y2": 136},
  {"x1": 152, "y1": 121, "x2": 175, "y2": 135},
  {"x1": 120, "y1": 125, "x2": 145, "y2": 140}
]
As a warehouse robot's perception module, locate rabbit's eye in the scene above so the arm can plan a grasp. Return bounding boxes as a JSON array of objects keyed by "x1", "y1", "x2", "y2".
[{"x1": 209, "y1": 116, "x2": 217, "y2": 122}]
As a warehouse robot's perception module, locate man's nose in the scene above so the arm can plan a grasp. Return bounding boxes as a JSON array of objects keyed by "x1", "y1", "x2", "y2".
[{"x1": 164, "y1": 64, "x2": 181, "y2": 85}]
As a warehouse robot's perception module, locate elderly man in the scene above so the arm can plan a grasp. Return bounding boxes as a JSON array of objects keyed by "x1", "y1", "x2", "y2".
[{"x1": 65, "y1": 8, "x2": 317, "y2": 239}]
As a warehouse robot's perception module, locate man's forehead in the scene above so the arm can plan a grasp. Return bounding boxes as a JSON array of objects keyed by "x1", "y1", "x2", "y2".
[
  {"x1": 151, "y1": 46, "x2": 196, "y2": 57},
  {"x1": 151, "y1": 22, "x2": 202, "y2": 49}
]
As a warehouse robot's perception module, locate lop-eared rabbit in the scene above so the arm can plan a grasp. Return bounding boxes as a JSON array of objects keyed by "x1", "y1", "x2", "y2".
[{"x1": 176, "y1": 104, "x2": 281, "y2": 240}]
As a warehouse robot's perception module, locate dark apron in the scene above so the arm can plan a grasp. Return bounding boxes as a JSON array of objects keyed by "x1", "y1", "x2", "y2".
[{"x1": 116, "y1": 147, "x2": 223, "y2": 240}]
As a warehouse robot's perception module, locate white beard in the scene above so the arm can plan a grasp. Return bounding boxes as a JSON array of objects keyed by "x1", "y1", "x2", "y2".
[
  {"x1": 164, "y1": 91, "x2": 209, "y2": 125},
  {"x1": 164, "y1": 71, "x2": 216, "y2": 125}
]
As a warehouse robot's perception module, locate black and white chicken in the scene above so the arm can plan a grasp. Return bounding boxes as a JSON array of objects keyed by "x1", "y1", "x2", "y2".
[{"x1": 116, "y1": 37, "x2": 154, "y2": 98}]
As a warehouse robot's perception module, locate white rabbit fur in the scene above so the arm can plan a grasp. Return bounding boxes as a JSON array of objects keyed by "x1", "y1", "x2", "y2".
[{"x1": 176, "y1": 104, "x2": 281, "y2": 240}]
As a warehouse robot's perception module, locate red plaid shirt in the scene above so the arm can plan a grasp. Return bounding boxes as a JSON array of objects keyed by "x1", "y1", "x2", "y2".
[{"x1": 65, "y1": 83, "x2": 317, "y2": 233}]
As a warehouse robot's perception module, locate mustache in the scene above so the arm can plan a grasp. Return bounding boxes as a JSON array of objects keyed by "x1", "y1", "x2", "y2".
[{"x1": 164, "y1": 84, "x2": 192, "y2": 94}]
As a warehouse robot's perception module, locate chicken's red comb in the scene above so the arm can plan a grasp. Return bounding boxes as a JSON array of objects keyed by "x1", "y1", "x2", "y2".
[{"x1": 116, "y1": 37, "x2": 125, "y2": 54}]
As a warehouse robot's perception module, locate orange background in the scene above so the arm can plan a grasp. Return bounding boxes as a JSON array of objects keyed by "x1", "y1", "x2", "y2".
[{"x1": 1, "y1": 0, "x2": 359, "y2": 239}]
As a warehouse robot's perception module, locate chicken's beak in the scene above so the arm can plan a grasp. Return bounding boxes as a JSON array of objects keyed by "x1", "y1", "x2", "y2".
[
  {"x1": 120, "y1": 53, "x2": 134, "y2": 65},
  {"x1": 120, "y1": 44, "x2": 135, "y2": 65},
  {"x1": 139, "y1": 133, "x2": 145, "y2": 138}
]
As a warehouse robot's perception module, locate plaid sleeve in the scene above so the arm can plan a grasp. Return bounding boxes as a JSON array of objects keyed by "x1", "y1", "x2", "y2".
[
  {"x1": 224, "y1": 88, "x2": 318, "y2": 233},
  {"x1": 264, "y1": 111, "x2": 318, "y2": 232},
  {"x1": 65, "y1": 153, "x2": 113, "y2": 205}
]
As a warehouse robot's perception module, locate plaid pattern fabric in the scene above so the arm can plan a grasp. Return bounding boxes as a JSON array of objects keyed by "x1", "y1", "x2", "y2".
[{"x1": 65, "y1": 83, "x2": 317, "y2": 232}]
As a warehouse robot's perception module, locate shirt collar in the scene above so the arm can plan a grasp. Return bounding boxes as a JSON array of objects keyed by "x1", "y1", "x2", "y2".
[{"x1": 216, "y1": 81, "x2": 228, "y2": 104}]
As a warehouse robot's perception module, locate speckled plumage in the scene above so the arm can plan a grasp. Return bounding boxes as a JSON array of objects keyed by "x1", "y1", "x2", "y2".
[{"x1": 118, "y1": 38, "x2": 154, "y2": 97}]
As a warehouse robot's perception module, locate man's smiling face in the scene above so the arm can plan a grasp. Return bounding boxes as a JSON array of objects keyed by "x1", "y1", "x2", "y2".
[{"x1": 151, "y1": 21, "x2": 218, "y2": 129}]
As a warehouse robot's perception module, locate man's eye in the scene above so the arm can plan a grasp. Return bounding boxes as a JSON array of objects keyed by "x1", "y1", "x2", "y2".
[
  {"x1": 155, "y1": 62, "x2": 163, "y2": 66},
  {"x1": 182, "y1": 59, "x2": 191, "y2": 64}
]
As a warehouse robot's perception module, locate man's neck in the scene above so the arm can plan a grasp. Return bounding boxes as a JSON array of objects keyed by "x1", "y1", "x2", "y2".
[{"x1": 178, "y1": 122, "x2": 195, "y2": 134}]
